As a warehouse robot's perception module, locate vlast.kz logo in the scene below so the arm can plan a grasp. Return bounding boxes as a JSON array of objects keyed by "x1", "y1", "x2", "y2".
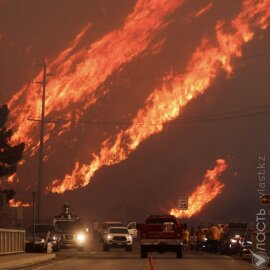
[
  {"x1": 250, "y1": 250, "x2": 269, "y2": 269},
  {"x1": 253, "y1": 156, "x2": 269, "y2": 269}
]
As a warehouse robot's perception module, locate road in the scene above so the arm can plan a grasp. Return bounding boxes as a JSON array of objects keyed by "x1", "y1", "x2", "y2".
[{"x1": 17, "y1": 233, "x2": 254, "y2": 270}]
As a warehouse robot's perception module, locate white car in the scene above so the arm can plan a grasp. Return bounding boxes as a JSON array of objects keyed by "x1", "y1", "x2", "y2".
[
  {"x1": 103, "y1": 227, "x2": 133, "y2": 251},
  {"x1": 99, "y1": 221, "x2": 123, "y2": 241}
]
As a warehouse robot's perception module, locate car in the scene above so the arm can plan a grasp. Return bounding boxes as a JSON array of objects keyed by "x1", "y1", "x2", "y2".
[
  {"x1": 55, "y1": 220, "x2": 87, "y2": 251},
  {"x1": 99, "y1": 221, "x2": 123, "y2": 241},
  {"x1": 103, "y1": 227, "x2": 133, "y2": 251},
  {"x1": 29, "y1": 223, "x2": 62, "y2": 252},
  {"x1": 219, "y1": 223, "x2": 247, "y2": 255},
  {"x1": 25, "y1": 231, "x2": 46, "y2": 252},
  {"x1": 239, "y1": 228, "x2": 254, "y2": 255}
]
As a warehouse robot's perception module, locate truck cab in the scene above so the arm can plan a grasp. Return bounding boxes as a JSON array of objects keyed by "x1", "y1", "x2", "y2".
[
  {"x1": 53, "y1": 203, "x2": 87, "y2": 251},
  {"x1": 140, "y1": 215, "x2": 183, "y2": 258}
]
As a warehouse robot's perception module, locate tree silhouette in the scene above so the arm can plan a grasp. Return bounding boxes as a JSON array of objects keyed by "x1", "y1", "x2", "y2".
[
  {"x1": 0, "y1": 104, "x2": 25, "y2": 177},
  {"x1": 1, "y1": 188, "x2": 16, "y2": 203}
]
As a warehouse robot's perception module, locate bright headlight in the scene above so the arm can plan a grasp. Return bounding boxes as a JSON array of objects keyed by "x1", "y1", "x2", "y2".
[
  {"x1": 127, "y1": 235, "x2": 132, "y2": 241},
  {"x1": 76, "y1": 233, "x2": 86, "y2": 242},
  {"x1": 39, "y1": 238, "x2": 45, "y2": 243},
  {"x1": 230, "y1": 239, "x2": 237, "y2": 243},
  {"x1": 107, "y1": 234, "x2": 113, "y2": 240}
]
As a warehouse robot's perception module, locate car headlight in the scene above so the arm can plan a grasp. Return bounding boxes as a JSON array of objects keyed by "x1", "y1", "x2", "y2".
[
  {"x1": 76, "y1": 233, "x2": 86, "y2": 242},
  {"x1": 107, "y1": 234, "x2": 113, "y2": 240},
  {"x1": 230, "y1": 239, "x2": 237, "y2": 243},
  {"x1": 127, "y1": 235, "x2": 132, "y2": 241},
  {"x1": 37, "y1": 238, "x2": 45, "y2": 244}
]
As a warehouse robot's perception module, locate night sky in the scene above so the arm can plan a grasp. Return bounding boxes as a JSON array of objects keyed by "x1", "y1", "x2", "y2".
[{"x1": 0, "y1": 0, "x2": 270, "y2": 224}]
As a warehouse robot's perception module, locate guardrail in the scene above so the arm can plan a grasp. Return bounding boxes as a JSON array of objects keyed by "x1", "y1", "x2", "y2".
[{"x1": 0, "y1": 228, "x2": 25, "y2": 255}]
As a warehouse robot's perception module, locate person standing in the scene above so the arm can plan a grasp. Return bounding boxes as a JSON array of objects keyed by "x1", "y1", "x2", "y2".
[
  {"x1": 183, "y1": 228, "x2": 190, "y2": 251},
  {"x1": 209, "y1": 224, "x2": 220, "y2": 254},
  {"x1": 189, "y1": 229, "x2": 196, "y2": 251},
  {"x1": 196, "y1": 226, "x2": 205, "y2": 253}
]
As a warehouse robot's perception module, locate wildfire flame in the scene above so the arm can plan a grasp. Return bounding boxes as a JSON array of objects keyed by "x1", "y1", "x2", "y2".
[
  {"x1": 48, "y1": 0, "x2": 270, "y2": 193},
  {"x1": 8, "y1": 199, "x2": 31, "y2": 208},
  {"x1": 8, "y1": 0, "x2": 184, "y2": 156},
  {"x1": 187, "y1": 2, "x2": 214, "y2": 22},
  {"x1": 170, "y1": 159, "x2": 228, "y2": 218},
  {"x1": 7, "y1": 173, "x2": 17, "y2": 183},
  {"x1": 195, "y1": 2, "x2": 214, "y2": 18}
]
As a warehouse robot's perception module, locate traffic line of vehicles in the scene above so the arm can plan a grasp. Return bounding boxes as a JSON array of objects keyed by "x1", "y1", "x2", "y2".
[
  {"x1": 96, "y1": 219, "x2": 259, "y2": 258},
  {"x1": 24, "y1": 203, "x2": 257, "y2": 258}
]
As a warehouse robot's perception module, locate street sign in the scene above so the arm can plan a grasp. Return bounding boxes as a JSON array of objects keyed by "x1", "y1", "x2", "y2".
[
  {"x1": 178, "y1": 196, "x2": 188, "y2": 210},
  {"x1": 261, "y1": 195, "x2": 270, "y2": 205}
]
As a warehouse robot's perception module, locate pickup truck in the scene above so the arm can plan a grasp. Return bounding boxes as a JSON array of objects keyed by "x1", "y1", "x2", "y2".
[
  {"x1": 103, "y1": 227, "x2": 133, "y2": 251},
  {"x1": 140, "y1": 215, "x2": 183, "y2": 258}
]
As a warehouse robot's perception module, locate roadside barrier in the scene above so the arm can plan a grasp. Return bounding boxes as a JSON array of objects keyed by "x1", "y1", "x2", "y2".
[{"x1": 0, "y1": 228, "x2": 25, "y2": 255}]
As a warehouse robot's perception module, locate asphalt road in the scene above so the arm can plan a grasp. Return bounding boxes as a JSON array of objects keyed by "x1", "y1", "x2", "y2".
[{"x1": 17, "y1": 233, "x2": 254, "y2": 270}]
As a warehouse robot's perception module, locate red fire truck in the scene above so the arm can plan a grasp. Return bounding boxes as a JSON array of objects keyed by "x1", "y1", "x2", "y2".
[{"x1": 140, "y1": 215, "x2": 183, "y2": 258}]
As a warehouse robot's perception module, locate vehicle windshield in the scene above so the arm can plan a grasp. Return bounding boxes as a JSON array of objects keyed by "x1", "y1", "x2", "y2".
[
  {"x1": 56, "y1": 221, "x2": 82, "y2": 233},
  {"x1": 110, "y1": 228, "x2": 129, "y2": 234},
  {"x1": 108, "y1": 223, "x2": 123, "y2": 227},
  {"x1": 34, "y1": 225, "x2": 55, "y2": 233}
]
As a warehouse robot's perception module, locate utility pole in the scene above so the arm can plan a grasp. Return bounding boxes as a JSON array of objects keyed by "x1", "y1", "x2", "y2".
[
  {"x1": 32, "y1": 191, "x2": 36, "y2": 252},
  {"x1": 36, "y1": 63, "x2": 51, "y2": 222}
]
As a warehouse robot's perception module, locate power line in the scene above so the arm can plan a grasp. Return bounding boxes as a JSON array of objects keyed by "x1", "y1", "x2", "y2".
[
  {"x1": 28, "y1": 103, "x2": 270, "y2": 127},
  {"x1": 237, "y1": 49, "x2": 270, "y2": 62},
  {"x1": 176, "y1": 108, "x2": 270, "y2": 124}
]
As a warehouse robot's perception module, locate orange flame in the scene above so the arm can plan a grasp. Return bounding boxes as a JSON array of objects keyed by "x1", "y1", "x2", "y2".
[
  {"x1": 48, "y1": 0, "x2": 270, "y2": 194},
  {"x1": 8, "y1": 0, "x2": 184, "y2": 156},
  {"x1": 195, "y1": 2, "x2": 214, "y2": 18},
  {"x1": 8, "y1": 199, "x2": 31, "y2": 208},
  {"x1": 7, "y1": 173, "x2": 17, "y2": 183},
  {"x1": 186, "y1": 2, "x2": 213, "y2": 22},
  {"x1": 170, "y1": 159, "x2": 227, "y2": 218}
]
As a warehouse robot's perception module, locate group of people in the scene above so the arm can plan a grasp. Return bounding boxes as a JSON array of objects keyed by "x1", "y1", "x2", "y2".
[{"x1": 182, "y1": 224, "x2": 226, "y2": 253}]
